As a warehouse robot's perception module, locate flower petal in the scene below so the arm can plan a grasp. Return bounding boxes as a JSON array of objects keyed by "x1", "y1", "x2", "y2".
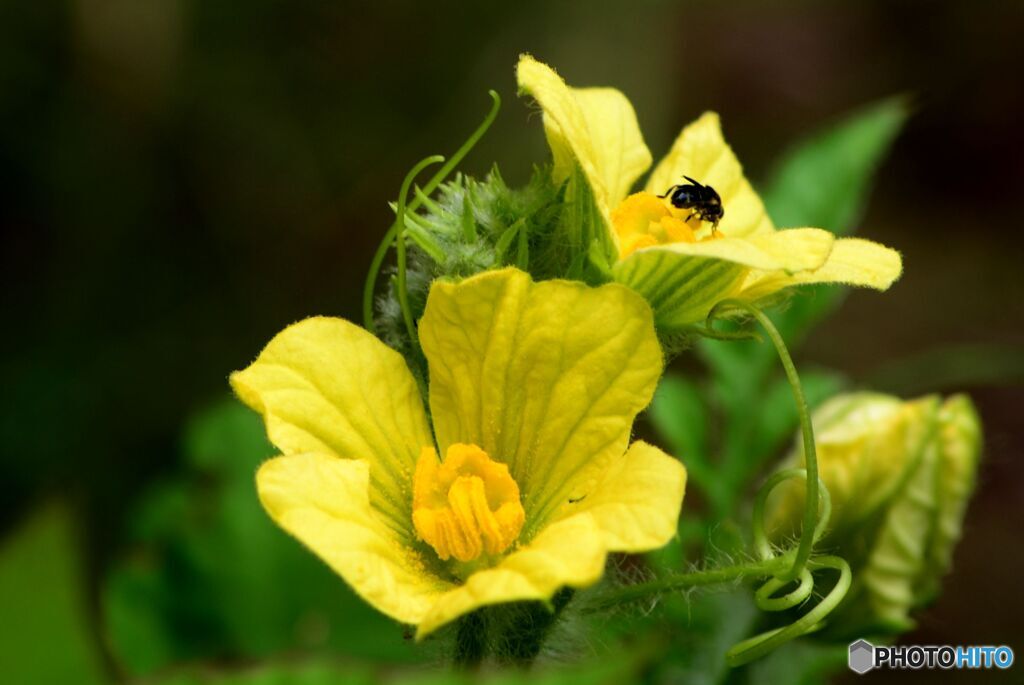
[
  {"x1": 566, "y1": 441, "x2": 686, "y2": 551},
  {"x1": 231, "y1": 317, "x2": 433, "y2": 535},
  {"x1": 516, "y1": 55, "x2": 652, "y2": 211},
  {"x1": 645, "y1": 112, "x2": 774, "y2": 238},
  {"x1": 257, "y1": 453, "x2": 451, "y2": 626},
  {"x1": 418, "y1": 268, "x2": 662, "y2": 535},
  {"x1": 612, "y1": 228, "x2": 835, "y2": 329},
  {"x1": 738, "y1": 237, "x2": 903, "y2": 301},
  {"x1": 416, "y1": 514, "x2": 607, "y2": 638}
]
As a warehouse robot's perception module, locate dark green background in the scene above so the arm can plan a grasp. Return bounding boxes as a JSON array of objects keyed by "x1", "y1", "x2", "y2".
[{"x1": 1, "y1": 1, "x2": 1021, "y2": 683}]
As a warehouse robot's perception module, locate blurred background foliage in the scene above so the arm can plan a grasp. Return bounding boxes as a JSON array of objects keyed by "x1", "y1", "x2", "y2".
[{"x1": 1, "y1": 1, "x2": 1022, "y2": 683}]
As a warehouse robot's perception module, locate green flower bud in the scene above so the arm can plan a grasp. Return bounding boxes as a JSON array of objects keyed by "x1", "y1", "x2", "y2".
[{"x1": 767, "y1": 392, "x2": 982, "y2": 636}]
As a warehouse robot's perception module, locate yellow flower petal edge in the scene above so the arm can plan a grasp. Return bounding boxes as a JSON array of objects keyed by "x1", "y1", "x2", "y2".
[
  {"x1": 231, "y1": 316, "x2": 433, "y2": 538},
  {"x1": 416, "y1": 513, "x2": 607, "y2": 638},
  {"x1": 612, "y1": 228, "x2": 835, "y2": 329},
  {"x1": 418, "y1": 267, "x2": 664, "y2": 535},
  {"x1": 568, "y1": 440, "x2": 687, "y2": 551},
  {"x1": 738, "y1": 238, "x2": 904, "y2": 301},
  {"x1": 257, "y1": 453, "x2": 452, "y2": 625},
  {"x1": 645, "y1": 111, "x2": 774, "y2": 239},
  {"x1": 516, "y1": 54, "x2": 652, "y2": 213}
]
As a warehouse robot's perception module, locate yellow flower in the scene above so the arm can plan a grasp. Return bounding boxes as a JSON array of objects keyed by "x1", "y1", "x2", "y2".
[
  {"x1": 767, "y1": 392, "x2": 982, "y2": 633},
  {"x1": 230, "y1": 267, "x2": 686, "y2": 638},
  {"x1": 516, "y1": 55, "x2": 903, "y2": 330}
]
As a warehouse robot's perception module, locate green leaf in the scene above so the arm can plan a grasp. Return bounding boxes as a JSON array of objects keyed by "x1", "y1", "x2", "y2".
[
  {"x1": 743, "y1": 640, "x2": 847, "y2": 685},
  {"x1": 755, "y1": 368, "x2": 847, "y2": 463},
  {"x1": 647, "y1": 374, "x2": 721, "y2": 511},
  {"x1": 147, "y1": 662, "x2": 376, "y2": 685},
  {"x1": 143, "y1": 656, "x2": 639, "y2": 685},
  {"x1": 660, "y1": 591, "x2": 759, "y2": 685},
  {"x1": 103, "y1": 399, "x2": 425, "y2": 677},
  {"x1": 764, "y1": 95, "x2": 910, "y2": 235},
  {"x1": 0, "y1": 505, "x2": 111, "y2": 685},
  {"x1": 649, "y1": 375, "x2": 708, "y2": 467},
  {"x1": 764, "y1": 95, "x2": 910, "y2": 343}
]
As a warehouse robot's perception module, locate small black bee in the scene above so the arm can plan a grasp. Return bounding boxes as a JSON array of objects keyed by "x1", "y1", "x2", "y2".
[{"x1": 658, "y1": 176, "x2": 724, "y2": 232}]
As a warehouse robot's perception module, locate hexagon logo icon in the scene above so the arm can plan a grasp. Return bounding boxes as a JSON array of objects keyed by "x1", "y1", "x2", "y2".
[{"x1": 849, "y1": 639, "x2": 875, "y2": 674}]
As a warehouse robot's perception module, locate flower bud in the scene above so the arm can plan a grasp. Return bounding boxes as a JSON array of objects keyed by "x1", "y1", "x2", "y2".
[{"x1": 767, "y1": 392, "x2": 982, "y2": 635}]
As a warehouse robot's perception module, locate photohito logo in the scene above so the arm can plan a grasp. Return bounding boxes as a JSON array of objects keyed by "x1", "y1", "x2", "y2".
[{"x1": 848, "y1": 639, "x2": 1014, "y2": 674}]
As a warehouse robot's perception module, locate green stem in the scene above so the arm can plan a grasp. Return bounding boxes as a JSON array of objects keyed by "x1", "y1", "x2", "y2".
[
  {"x1": 585, "y1": 556, "x2": 791, "y2": 613},
  {"x1": 395, "y1": 155, "x2": 445, "y2": 346},
  {"x1": 503, "y1": 588, "x2": 575, "y2": 666},
  {"x1": 362, "y1": 90, "x2": 501, "y2": 332},
  {"x1": 708, "y1": 300, "x2": 819, "y2": 582},
  {"x1": 453, "y1": 611, "x2": 487, "y2": 669}
]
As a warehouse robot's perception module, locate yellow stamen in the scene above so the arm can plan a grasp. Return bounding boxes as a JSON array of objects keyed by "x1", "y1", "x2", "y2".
[
  {"x1": 612, "y1": 191, "x2": 713, "y2": 258},
  {"x1": 412, "y1": 443, "x2": 525, "y2": 562}
]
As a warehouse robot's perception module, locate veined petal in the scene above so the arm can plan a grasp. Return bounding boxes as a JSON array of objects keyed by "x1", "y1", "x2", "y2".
[
  {"x1": 416, "y1": 514, "x2": 606, "y2": 638},
  {"x1": 516, "y1": 55, "x2": 652, "y2": 211},
  {"x1": 612, "y1": 229, "x2": 834, "y2": 329},
  {"x1": 231, "y1": 317, "x2": 433, "y2": 536},
  {"x1": 418, "y1": 268, "x2": 662, "y2": 536},
  {"x1": 565, "y1": 441, "x2": 686, "y2": 551},
  {"x1": 257, "y1": 453, "x2": 451, "y2": 626},
  {"x1": 645, "y1": 112, "x2": 774, "y2": 238},
  {"x1": 738, "y1": 237, "x2": 903, "y2": 301}
]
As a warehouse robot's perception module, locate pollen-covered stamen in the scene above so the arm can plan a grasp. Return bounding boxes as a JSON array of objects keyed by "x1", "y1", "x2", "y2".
[
  {"x1": 612, "y1": 191, "x2": 722, "y2": 258},
  {"x1": 412, "y1": 443, "x2": 525, "y2": 562}
]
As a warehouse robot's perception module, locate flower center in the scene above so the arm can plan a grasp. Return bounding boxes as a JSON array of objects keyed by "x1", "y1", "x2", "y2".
[
  {"x1": 611, "y1": 191, "x2": 721, "y2": 258},
  {"x1": 412, "y1": 443, "x2": 525, "y2": 563}
]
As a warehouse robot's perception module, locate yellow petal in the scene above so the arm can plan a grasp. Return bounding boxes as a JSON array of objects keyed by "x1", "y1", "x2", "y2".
[
  {"x1": 516, "y1": 55, "x2": 652, "y2": 211},
  {"x1": 566, "y1": 441, "x2": 686, "y2": 551},
  {"x1": 418, "y1": 268, "x2": 662, "y2": 535},
  {"x1": 416, "y1": 514, "x2": 607, "y2": 638},
  {"x1": 231, "y1": 317, "x2": 433, "y2": 536},
  {"x1": 645, "y1": 112, "x2": 774, "y2": 238},
  {"x1": 612, "y1": 229, "x2": 835, "y2": 329},
  {"x1": 257, "y1": 453, "x2": 451, "y2": 626},
  {"x1": 739, "y1": 237, "x2": 903, "y2": 301}
]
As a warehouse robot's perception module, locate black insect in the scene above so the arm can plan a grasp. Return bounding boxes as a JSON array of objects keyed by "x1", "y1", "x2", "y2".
[{"x1": 658, "y1": 176, "x2": 724, "y2": 231}]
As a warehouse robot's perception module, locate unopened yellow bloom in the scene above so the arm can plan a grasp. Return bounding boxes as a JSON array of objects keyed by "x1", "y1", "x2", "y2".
[
  {"x1": 231, "y1": 268, "x2": 686, "y2": 637},
  {"x1": 768, "y1": 392, "x2": 982, "y2": 633},
  {"x1": 516, "y1": 55, "x2": 903, "y2": 330}
]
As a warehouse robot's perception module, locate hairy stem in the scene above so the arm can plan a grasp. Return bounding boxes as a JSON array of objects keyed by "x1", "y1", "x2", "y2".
[
  {"x1": 453, "y1": 610, "x2": 487, "y2": 669},
  {"x1": 585, "y1": 557, "x2": 791, "y2": 614}
]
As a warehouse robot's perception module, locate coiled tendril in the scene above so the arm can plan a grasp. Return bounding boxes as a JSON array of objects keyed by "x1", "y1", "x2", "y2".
[{"x1": 705, "y1": 300, "x2": 852, "y2": 667}]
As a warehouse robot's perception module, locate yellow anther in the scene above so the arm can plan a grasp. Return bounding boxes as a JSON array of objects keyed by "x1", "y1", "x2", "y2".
[
  {"x1": 612, "y1": 191, "x2": 712, "y2": 258},
  {"x1": 412, "y1": 443, "x2": 525, "y2": 562}
]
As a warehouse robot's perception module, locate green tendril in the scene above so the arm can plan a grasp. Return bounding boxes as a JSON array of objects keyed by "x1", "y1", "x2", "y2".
[
  {"x1": 754, "y1": 567, "x2": 814, "y2": 612},
  {"x1": 725, "y1": 556, "x2": 851, "y2": 667},
  {"x1": 362, "y1": 90, "x2": 502, "y2": 333},
  {"x1": 698, "y1": 299, "x2": 852, "y2": 667},
  {"x1": 751, "y1": 468, "x2": 832, "y2": 563},
  {"x1": 707, "y1": 300, "x2": 819, "y2": 582},
  {"x1": 396, "y1": 155, "x2": 444, "y2": 346}
]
